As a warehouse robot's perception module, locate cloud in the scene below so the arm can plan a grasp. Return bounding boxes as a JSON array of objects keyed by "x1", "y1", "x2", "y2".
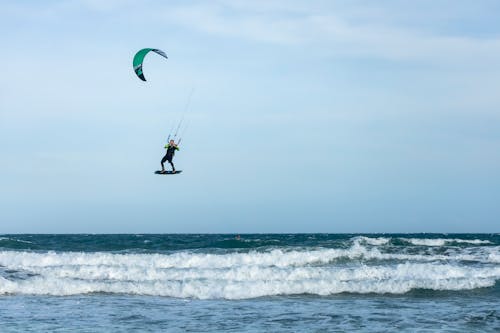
[
  {"x1": 156, "y1": 1, "x2": 500, "y2": 67},
  {"x1": 3, "y1": 0, "x2": 500, "y2": 67}
]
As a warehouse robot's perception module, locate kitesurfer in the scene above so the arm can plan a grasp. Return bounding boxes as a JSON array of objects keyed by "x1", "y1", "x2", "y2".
[{"x1": 161, "y1": 140, "x2": 179, "y2": 173}]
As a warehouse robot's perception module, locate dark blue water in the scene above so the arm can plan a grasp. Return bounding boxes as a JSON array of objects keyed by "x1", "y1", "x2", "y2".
[
  {"x1": 1, "y1": 234, "x2": 499, "y2": 332},
  {"x1": 1, "y1": 233, "x2": 498, "y2": 252}
]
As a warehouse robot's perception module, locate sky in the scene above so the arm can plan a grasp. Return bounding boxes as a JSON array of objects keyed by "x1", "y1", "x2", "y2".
[{"x1": 1, "y1": 0, "x2": 499, "y2": 233}]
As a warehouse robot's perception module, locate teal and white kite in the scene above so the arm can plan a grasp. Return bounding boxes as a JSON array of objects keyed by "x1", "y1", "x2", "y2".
[{"x1": 132, "y1": 48, "x2": 168, "y2": 81}]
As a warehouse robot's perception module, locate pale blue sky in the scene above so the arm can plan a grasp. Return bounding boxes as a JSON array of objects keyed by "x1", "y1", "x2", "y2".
[{"x1": 1, "y1": 0, "x2": 499, "y2": 233}]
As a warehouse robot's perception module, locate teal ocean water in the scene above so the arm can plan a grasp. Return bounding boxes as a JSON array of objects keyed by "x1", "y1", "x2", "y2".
[{"x1": 0, "y1": 234, "x2": 499, "y2": 332}]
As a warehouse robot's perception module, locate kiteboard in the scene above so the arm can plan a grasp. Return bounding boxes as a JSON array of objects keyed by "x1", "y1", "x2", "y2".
[{"x1": 155, "y1": 170, "x2": 182, "y2": 175}]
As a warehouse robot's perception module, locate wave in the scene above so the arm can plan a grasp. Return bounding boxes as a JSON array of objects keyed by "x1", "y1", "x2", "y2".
[
  {"x1": 0, "y1": 245, "x2": 499, "y2": 299},
  {"x1": 0, "y1": 261, "x2": 497, "y2": 299},
  {"x1": 0, "y1": 235, "x2": 495, "y2": 253},
  {"x1": 352, "y1": 236, "x2": 390, "y2": 246},
  {"x1": 1, "y1": 245, "x2": 498, "y2": 270},
  {"x1": 404, "y1": 238, "x2": 492, "y2": 246},
  {"x1": 0, "y1": 237, "x2": 33, "y2": 244},
  {"x1": 353, "y1": 236, "x2": 492, "y2": 247}
]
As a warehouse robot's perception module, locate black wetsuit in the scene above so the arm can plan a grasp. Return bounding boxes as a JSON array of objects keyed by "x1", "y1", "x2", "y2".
[{"x1": 161, "y1": 144, "x2": 179, "y2": 171}]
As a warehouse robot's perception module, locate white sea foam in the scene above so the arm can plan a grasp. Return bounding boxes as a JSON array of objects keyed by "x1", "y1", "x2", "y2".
[
  {"x1": 0, "y1": 261, "x2": 497, "y2": 299},
  {"x1": 352, "y1": 236, "x2": 390, "y2": 246},
  {"x1": 0, "y1": 245, "x2": 498, "y2": 271},
  {"x1": 405, "y1": 238, "x2": 492, "y2": 246},
  {"x1": 0, "y1": 245, "x2": 498, "y2": 299},
  {"x1": 0, "y1": 237, "x2": 33, "y2": 244}
]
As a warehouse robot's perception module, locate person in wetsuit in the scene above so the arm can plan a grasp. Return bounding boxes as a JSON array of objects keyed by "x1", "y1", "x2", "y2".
[{"x1": 161, "y1": 139, "x2": 179, "y2": 173}]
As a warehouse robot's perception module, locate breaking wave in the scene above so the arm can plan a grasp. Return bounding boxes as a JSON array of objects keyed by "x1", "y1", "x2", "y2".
[
  {"x1": 404, "y1": 238, "x2": 492, "y2": 246},
  {"x1": 0, "y1": 236, "x2": 498, "y2": 299}
]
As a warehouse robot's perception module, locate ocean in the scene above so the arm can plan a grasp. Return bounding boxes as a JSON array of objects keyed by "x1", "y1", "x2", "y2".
[{"x1": 0, "y1": 234, "x2": 498, "y2": 332}]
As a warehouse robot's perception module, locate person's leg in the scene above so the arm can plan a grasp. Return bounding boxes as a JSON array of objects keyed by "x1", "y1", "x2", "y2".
[
  {"x1": 168, "y1": 159, "x2": 175, "y2": 172},
  {"x1": 161, "y1": 155, "x2": 168, "y2": 172}
]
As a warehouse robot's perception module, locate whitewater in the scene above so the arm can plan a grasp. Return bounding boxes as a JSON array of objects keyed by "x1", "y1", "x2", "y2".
[
  {"x1": 0, "y1": 234, "x2": 498, "y2": 299},
  {"x1": 0, "y1": 234, "x2": 499, "y2": 332}
]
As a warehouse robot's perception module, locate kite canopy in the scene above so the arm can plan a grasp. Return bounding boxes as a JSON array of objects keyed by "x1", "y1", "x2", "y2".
[{"x1": 133, "y1": 48, "x2": 168, "y2": 81}]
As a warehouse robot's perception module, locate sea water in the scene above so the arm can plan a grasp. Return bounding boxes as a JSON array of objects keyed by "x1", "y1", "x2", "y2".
[{"x1": 0, "y1": 234, "x2": 498, "y2": 332}]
